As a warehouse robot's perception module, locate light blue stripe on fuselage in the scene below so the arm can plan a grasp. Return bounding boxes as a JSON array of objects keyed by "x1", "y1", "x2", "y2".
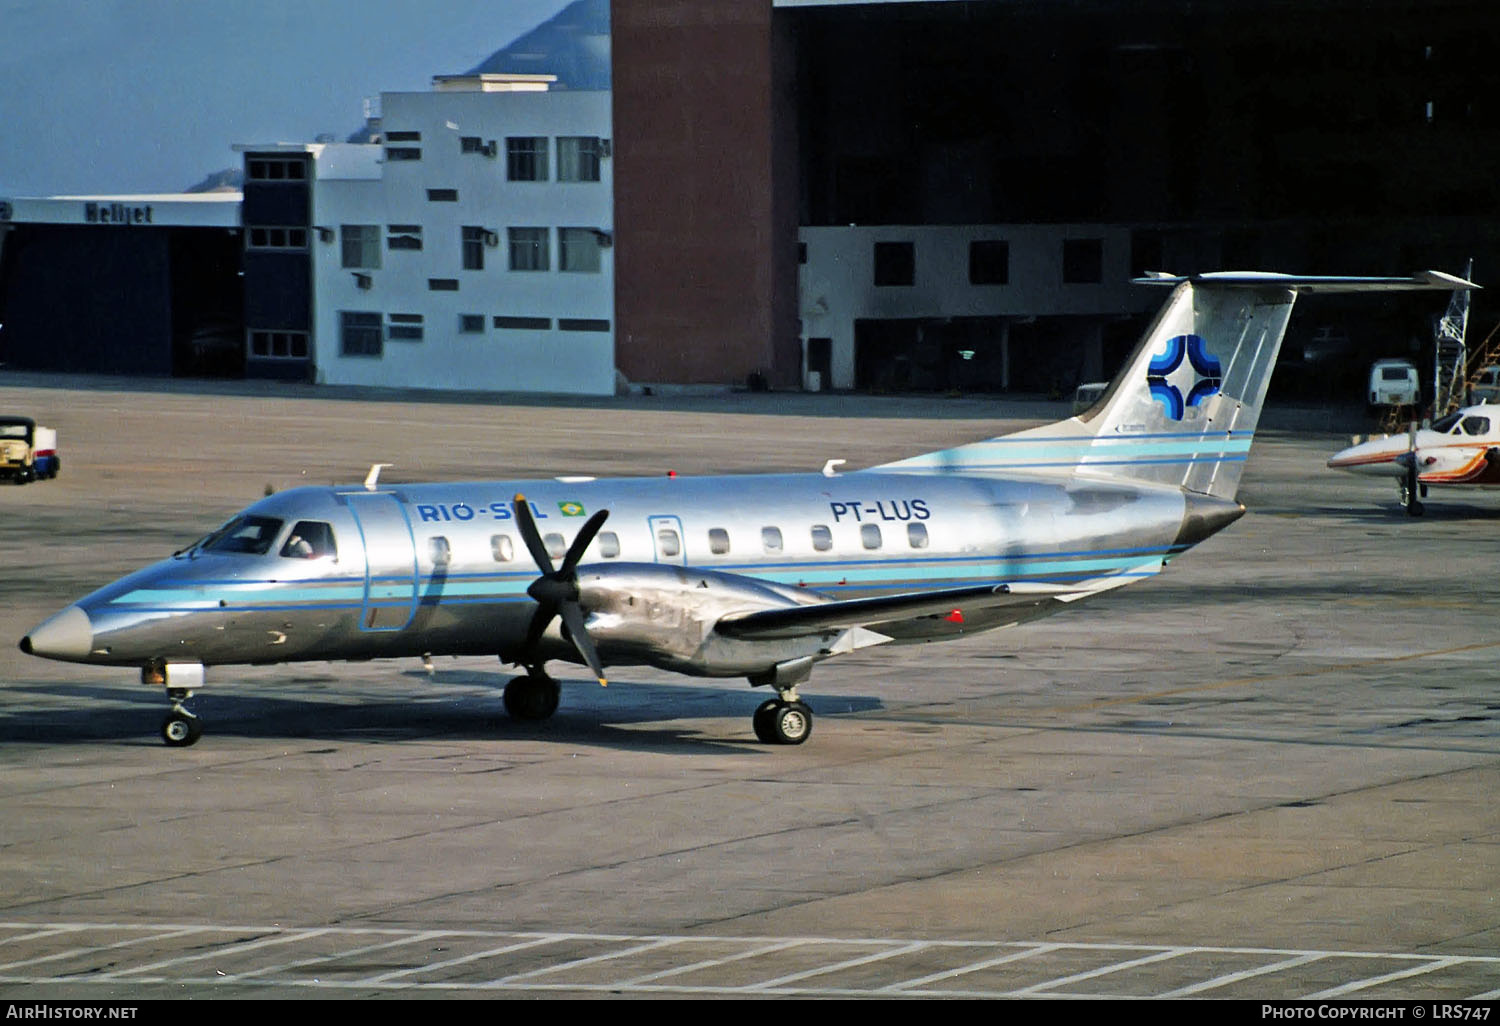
[
  {"x1": 109, "y1": 546, "x2": 1169, "y2": 614},
  {"x1": 882, "y1": 431, "x2": 1253, "y2": 472}
]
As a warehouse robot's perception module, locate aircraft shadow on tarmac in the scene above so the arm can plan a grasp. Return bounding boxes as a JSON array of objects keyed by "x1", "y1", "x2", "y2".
[{"x1": 0, "y1": 674, "x2": 885, "y2": 754}]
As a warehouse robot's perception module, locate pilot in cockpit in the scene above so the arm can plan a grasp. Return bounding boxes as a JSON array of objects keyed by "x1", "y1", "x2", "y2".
[{"x1": 279, "y1": 520, "x2": 336, "y2": 560}]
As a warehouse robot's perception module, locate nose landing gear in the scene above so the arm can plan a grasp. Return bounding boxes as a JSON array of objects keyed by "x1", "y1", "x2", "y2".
[
  {"x1": 161, "y1": 702, "x2": 203, "y2": 748},
  {"x1": 145, "y1": 664, "x2": 207, "y2": 747}
]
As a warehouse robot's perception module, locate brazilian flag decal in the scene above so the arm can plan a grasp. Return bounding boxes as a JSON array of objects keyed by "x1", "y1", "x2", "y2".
[{"x1": 558, "y1": 501, "x2": 586, "y2": 517}]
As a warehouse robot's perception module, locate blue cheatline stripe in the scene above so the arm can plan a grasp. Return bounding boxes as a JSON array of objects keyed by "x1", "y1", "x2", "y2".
[
  {"x1": 890, "y1": 429, "x2": 1253, "y2": 444},
  {"x1": 891, "y1": 455, "x2": 1250, "y2": 472},
  {"x1": 112, "y1": 543, "x2": 1178, "y2": 612},
  {"x1": 111, "y1": 562, "x2": 1166, "y2": 616},
  {"x1": 881, "y1": 435, "x2": 1255, "y2": 470},
  {"x1": 115, "y1": 550, "x2": 1165, "y2": 606}
]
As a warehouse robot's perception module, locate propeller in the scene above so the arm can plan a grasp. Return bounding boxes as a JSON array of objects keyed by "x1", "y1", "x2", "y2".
[{"x1": 511, "y1": 493, "x2": 610, "y2": 685}]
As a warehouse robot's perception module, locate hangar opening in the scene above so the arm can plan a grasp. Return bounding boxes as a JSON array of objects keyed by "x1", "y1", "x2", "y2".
[{"x1": 0, "y1": 196, "x2": 244, "y2": 379}]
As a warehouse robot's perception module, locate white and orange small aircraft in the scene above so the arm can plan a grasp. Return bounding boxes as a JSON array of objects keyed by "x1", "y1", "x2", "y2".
[{"x1": 1327, "y1": 405, "x2": 1500, "y2": 515}]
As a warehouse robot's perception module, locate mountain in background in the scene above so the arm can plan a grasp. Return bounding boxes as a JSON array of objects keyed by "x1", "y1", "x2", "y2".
[
  {"x1": 187, "y1": 0, "x2": 610, "y2": 191},
  {"x1": 467, "y1": 0, "x2": 610, "y2": 90}
]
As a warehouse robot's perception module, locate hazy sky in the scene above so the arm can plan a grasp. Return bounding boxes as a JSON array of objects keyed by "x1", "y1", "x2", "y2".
[{"x1": 0, "y1": 0, "x2": 576, "y2": 195}]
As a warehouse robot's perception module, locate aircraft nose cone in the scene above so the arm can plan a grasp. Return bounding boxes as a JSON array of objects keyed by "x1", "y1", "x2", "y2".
[{"x1": 19, "y1": 605, "x2": 94, "y2": 661}]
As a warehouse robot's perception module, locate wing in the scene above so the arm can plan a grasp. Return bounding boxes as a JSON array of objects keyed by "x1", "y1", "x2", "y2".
[{"x1": 713, "y1": 565, "x2": 1153, "y2": 642}]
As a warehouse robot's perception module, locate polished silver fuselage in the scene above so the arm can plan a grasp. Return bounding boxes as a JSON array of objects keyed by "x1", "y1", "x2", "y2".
[{"x1": 56, "y1": 468, "x2": 1194, "y2": 676}]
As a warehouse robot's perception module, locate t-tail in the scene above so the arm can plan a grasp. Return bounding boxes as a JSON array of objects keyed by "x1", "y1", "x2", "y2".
[{"x1": 879, "y1": 271, "x2": 1477, "y2": 501}]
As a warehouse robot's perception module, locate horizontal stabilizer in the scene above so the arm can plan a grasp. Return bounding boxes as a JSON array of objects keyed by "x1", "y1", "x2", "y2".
[
  {"x1": 1134, "y1": 270, "x2": 1478, "y2": 293},
  {"x1": 881, "y1": 269, "x2": 1477, "y2": 503}
]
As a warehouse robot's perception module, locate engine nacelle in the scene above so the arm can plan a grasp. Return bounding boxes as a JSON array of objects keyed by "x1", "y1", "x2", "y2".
[{"x1": 575, "y1": 563, "x2": 843, "y2": 677}]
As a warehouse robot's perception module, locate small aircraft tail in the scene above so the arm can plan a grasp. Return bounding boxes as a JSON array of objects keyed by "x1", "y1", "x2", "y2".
[{"x1": 878, "y1": 272, "x2": 1476, "y2": 500}]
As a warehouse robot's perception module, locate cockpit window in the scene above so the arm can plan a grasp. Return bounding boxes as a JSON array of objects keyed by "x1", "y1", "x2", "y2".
[
  {"x1": 1462, "y1": 416, "x2": 1491, "y2": 436},
  {"x1": 1433, "y1": 412, "x2": 1463, "y2": 433},
  {"x1": 280, "y1": 520, "x2": 337, "y2": 559},
  {"x1": 204, "y1": 515, "x2": 284, "y2": 555}
]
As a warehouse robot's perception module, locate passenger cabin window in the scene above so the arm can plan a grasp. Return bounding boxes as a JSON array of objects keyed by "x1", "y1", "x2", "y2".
[
  {"x1": 708, "y1": 528, "x2": 730, "y2": 555},
  {"x1": 280, "y1": 520, "x2": 337, "y2": 559},
  {"x1": 1462, "y1": 416, "x2": 1491, "y2": 435},
  {"x1": 810, "y1": 525, "x2": 832, "y2": 552},
  {"x1": 597, "y1": 530, "x2": 621, "y2": 558},
  {"x1": 492, "y1": 534, "x2": 515, "y2": 562},
  {"x1": 205, "y1": 515, "x2": 283, "y2": 555},
  {"x1": 907, "y1": 522, "x2": 929, "y2": 549},
  {"x1": 861, "y1": 523, "x2": 883, "y2": 550},
  {"x1": 428, "y1": 536, "x2": 451, "y2": 567},
  {"x1": 656, "y1": 527, "x2": 681, "y2": 558},
  {"x1": 762, "y1": 527, "x2": 783, "y2": 553},
  {"x1": 543, "y1": 533, "x2": 567, "y2": 561}
]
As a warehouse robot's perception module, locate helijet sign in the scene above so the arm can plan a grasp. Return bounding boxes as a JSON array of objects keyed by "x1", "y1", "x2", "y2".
[{"x1": 82, "y1": 201, "x2": 153, "y2": 225}]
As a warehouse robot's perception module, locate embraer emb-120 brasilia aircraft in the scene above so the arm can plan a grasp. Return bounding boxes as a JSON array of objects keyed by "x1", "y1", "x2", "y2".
[{"x1": 21, "y1": 271, "x2": 1474, "y2": 747}]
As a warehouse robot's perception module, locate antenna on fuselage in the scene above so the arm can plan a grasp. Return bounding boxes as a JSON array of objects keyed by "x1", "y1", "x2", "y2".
[
  {"x1": 364, "y1": 463, "x2": 393, "y2": 490},
  {"x1": 822, "y1": 459, "x2": 846, "y2": 477}
]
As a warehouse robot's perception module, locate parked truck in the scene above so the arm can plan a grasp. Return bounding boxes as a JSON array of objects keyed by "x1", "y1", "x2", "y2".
[{"x1": 0, "y1": 416, "x2": 60, "y2": 483}]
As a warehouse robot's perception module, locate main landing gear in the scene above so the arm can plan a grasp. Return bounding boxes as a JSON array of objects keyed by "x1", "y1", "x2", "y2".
[
  {"x1": 752, "y1": 689, "x2": 813, "y2": 746},
  {"x1": 503, "y1": 667, "x2": 561, "y2": 721}
]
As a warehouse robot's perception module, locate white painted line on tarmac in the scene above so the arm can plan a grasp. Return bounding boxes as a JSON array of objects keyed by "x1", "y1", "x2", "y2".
[
  {"x1": 0, "y1": 925, "x2": 211, "y2": 974},
  {"x1": 1013, "y1": 947, "x2": 1188, "y2": 995},
  {"x1": 747, "y1": 940, "x2": 930, "y2": 989},
  {"x1": 614, "y1": 938, "x2": 808, "y2": 986},
  {"x1": 1, "y1": 921, "x2": 1496, "y2": 998},
  {"x1": 490, "y1": 936, "x2": 686, "y2": 984},
  {"x1": 364, "y1": 934, "x2": 564, "y2": 983},
  {"x1": 882, "y1": 942, "x2": 1061, "y2": 992},
  {"x1": 95, "y1": 926, "x2": 332, "y2": 979},
  {"x1": 1158, "y1": 952, "x2": 1329, "y2": 997},
  {"x1": 1305, "y1": 956, "x2": 1469, "y2": 999},
  {"x1": 219, "y1": 929, "x2": 451, "y2": 982}
]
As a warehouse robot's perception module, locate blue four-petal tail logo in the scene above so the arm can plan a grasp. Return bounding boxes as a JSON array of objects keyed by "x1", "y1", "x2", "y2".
[{"x1": 1147, "y1": 333, "x2": 1222, "y2": 420}]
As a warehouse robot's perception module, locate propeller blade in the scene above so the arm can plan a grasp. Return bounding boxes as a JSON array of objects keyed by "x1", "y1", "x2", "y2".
[
  {"x1": 521, "y1": 603, "x2": 555, "y2": 658},
  {"x1": 512, "y1": 493, "x2": 555, "y2": 575},
  {"x1": 558, "y1": 599, "x2": 608, "y2": 686},
  {"x1": 557, "y1": 509, "x2": 609, "y2": 578}
]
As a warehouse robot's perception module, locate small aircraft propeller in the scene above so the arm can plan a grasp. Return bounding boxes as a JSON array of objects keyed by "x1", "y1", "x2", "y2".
[
  {"x1": 512, "y1": 493, "x2": 610, "y2": 684},
  {"x1": 1395, "y1": 419, "x2": 1424, "y2": 517}
]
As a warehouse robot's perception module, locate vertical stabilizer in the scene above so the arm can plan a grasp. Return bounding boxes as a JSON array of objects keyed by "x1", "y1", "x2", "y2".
[{"x1": 877, "y1": 272, "x2": 1477, "y2": 501}]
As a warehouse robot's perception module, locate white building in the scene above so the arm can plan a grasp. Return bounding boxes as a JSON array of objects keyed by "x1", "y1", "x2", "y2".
[{"x1": 239, "y1": 73, "x2": 615, "y2": 395}]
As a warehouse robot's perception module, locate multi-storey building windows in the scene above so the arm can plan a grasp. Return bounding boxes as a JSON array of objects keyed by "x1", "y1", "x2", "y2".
[
  {"x1": 1062, "y1": 238, "x2": 1103, "y2": 283},
  {"x1": 873, "y1": 241, "x2": 915, "y2": 286},
  {"x1": 506, "y1": 137, "x2": 548, "y2": 181},
  {"x1": 462, "y1": 226, "x2": 488, "y2": 270},
  {"x1": 387, "y1": 225, "x2": 422, "y2": 251},
  {"x1": 246, "y1": 157, "x2": 306, "y2": 181},
  {"x1": 508, "y1": 227, "x2": 550, "y2": 270},
  {"x1": 340, "y1": 312, "x2": 382, "y2": 357},
  {"x1": 557, "y1": 136, "x2": 602, "y2": 182},
  {"x1": 384, "y1": 130, "x2": 421, "y2": 162},
  {"x1": 341, "y1": 225, "x2": 380, "y2": 269},
  {"x1": 250, "y1": 330, "x2": 309, "y2": 359},
  {"x1": 558, "y1": 227, "x2": 601, "y2": 273},
  {"x1": 247, "y1": 226, "x2": 308, "y2": 250},
  {"x1": 969, "y1": 240, "x2": 1009, "y2": 285},
  {"x1": 388, "y1": 313, "x2": 424, "y2": 340}
]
